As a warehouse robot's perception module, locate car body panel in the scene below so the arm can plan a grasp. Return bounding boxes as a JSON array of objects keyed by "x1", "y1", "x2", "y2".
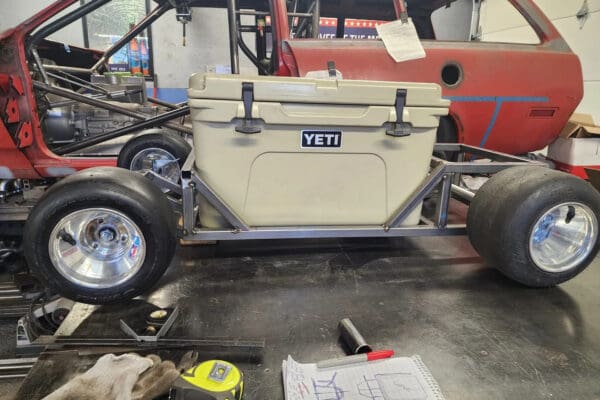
[
  {"x1": 282, "y1": 39, "x2": 582, "y2": 154},
  {"x1": 0, "y1": 0, "x2": 115, "y2": 180},
  {"x1": 277, "y1": 0, "x2": 583, "y2": 154}
]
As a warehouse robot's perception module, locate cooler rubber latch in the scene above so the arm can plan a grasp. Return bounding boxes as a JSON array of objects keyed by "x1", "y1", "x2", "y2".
[
  {"x1": 386, "y1": 88, "x2": 412, "y2": 137},
  {"x1": 236, "y1": 82, "x2": 261, "y2": 134}
]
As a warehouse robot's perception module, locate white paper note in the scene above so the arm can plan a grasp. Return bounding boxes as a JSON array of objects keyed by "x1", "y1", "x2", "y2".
[
  {"x1": 282, "y1": 355, "x2": 445, "y2": 400},
  {"x1": 376, "y1": 19, "x2": 426, "y2": 63}
]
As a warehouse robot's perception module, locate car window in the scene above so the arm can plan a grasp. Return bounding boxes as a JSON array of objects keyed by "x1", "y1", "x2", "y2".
[
  {"x1": 83, "y1": 0, "x2": 153, "y2": 75},
  {"x1": 430, "y1": 0, "x2": 474, "y2": 41},
  {"x1": 478, "y1": 0, "x2": 540, "y2": 44},
  {"x1": 32, "y1": 0, "x2": 154, "y2": 76},
  {"x1": 412, "y1": 0, "x2": 538, "y2": 43},
  {"x1": 27, "y1": 3, "x2": 86, "y2": 48}
]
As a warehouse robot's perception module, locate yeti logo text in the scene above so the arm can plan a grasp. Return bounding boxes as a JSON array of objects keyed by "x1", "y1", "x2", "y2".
[{"x1": 301, "y1": 130, "x2": 342, "y2": 148}]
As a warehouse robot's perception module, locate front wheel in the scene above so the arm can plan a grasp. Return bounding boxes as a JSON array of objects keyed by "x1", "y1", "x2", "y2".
[
  {"x1": 467, "y1": 166, "x2": 600, "y2": 287},
  {"x1": 23, "y1": 167, "x2": 177, "y2": 304}
]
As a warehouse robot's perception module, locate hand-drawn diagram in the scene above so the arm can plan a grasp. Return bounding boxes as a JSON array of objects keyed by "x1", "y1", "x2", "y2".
[
  {"x1": 313, "y1": 372, "x2": 346, "y2": 400},
  {"x1": 357, "y1": 373, "x2": 427, "y2": 400},
  {"x1": 284, "y1": 355, "x2": 442, "y2": 400}
]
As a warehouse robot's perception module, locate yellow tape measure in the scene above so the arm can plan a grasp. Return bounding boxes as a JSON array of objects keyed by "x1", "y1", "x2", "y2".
[{"x1": 172, "y1": 360, "x2": 243, "y2": 400}]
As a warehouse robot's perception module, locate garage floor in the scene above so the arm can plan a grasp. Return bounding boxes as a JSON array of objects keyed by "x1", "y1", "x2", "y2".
[{"x1": 1, "y1": 235, "x2": 600, "y2": 399}]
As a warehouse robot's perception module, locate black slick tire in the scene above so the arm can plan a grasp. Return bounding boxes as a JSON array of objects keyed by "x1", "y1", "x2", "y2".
[
  {"x1": 467, "y1": 166, "x2": 600, "y2": 287},
  {"x1": 117, "y1": 132, "x2": 191, "y2": 172},
  {"x1": 23, "y1": 167, "x2": 177, "y2": 304}
]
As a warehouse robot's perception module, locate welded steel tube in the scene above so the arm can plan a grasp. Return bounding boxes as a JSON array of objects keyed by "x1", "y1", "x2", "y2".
[
  {"x1": 227, "y1": 0, "x2": 240, "y2": 74},
  {"x1": 451, "y1": 184, "x2": 475, "y2": 201}
]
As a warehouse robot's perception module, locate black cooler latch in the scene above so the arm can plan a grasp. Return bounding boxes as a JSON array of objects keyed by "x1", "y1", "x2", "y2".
[
  {"x1": 235, "y1": 82, "x2": 262, "y2": 134},
  {"x1": 386, "y1": 88, "x2": 412, "y2": 137}
]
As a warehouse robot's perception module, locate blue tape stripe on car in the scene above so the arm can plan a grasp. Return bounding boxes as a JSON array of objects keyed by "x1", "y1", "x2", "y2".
[{"x1": 443, "y1": 96, "x2": 549, "y2": 147}]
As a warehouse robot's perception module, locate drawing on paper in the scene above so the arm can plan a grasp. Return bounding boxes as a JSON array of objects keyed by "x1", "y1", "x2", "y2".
[
  {"x1": 312, "y1": 372, "x2": 346, "y2": 400},
  {"x1": 357, "y1": 373, "x2": 427, "y2": 400}
]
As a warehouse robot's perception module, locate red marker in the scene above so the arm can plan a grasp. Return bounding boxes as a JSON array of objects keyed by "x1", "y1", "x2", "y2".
[{"x1": 316, "y1": 350, "x2": 395, "y2": 369}]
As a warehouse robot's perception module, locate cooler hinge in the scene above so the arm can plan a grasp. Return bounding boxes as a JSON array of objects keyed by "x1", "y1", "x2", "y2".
[
  {"x1": 235, "y1": 82, "x2": 262, "y2": 134},
  {"x1": 386, "y1": 88, "x2": 412, "y2": 137}
]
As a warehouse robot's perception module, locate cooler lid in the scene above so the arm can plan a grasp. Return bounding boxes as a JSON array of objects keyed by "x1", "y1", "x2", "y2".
[{"x1": 188, "y1": 73, "x2": 449, "y2": 108}]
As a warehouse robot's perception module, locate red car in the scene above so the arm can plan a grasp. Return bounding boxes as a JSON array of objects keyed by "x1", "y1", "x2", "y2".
[{"x1": 0, "y1": 0, "x2": 582, "y2": 184}]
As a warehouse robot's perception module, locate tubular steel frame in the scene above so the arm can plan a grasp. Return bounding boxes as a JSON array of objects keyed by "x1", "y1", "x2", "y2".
[
  {"x1": 26, "y1": 0, "x2": 190, "y2": 157},
  {"x1": 142, "y1": 143, "x2": 547, "y2": 242}
]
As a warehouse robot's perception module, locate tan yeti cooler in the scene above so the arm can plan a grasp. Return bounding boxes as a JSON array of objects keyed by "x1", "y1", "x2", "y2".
[{"x1": 188, "y1": 73, "x2": 449, "y2": 228}]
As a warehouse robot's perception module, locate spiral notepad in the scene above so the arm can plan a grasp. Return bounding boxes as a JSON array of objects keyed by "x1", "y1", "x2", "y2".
[{"x1": 282, "y1": 354, "x2": 445, "y2": 400}]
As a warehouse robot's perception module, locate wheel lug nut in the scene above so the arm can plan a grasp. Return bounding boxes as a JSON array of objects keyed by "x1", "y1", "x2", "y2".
[
  {"x1": 92, "y1": 242, "x2": 99, "y2": 249},
  {"x1": 121, "y1": 234, "x2": 128, "y2": 242}
]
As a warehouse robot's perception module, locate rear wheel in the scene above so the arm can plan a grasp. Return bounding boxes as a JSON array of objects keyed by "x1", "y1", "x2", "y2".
[
  {"x1": 467, "y1": 166, "x2": 600, "y2": 287},
  {"x1": 24, "y1": 167, "x2": 177, "y2": 304},
  {"x1": 118, "y1": 132, "x2": 191, "y2": 183}
]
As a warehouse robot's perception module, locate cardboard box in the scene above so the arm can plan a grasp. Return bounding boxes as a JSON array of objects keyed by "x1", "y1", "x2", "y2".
[{"x1": 548, "y1": 113, "x2": 600, "y2": 179}]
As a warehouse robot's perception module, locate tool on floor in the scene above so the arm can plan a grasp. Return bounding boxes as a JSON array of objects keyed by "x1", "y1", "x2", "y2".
[
  {"x1": 171, "y1": 360, "x2": 243, "y2": 400},
  {"x1": 120, "y1": 306, "x2": 179, "y2": 342},
  {"x1": 338, "y1": 318, "x2": 372, "y2": 354}
]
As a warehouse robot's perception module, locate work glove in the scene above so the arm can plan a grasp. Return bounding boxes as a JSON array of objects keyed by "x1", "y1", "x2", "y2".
[
  {"x1": 43, "y1": 353, "x2": 153, "y2": 400},
  {"x1": 132, "y1": 351, "x2": 198, "y2": 400}
]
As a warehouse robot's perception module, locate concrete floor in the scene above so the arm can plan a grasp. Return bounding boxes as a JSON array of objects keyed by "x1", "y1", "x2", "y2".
[{"x1": 2, "y1": 235, "x2": 600, "y2": 399}]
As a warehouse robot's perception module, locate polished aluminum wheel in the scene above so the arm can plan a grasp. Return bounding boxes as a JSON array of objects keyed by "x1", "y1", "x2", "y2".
[
  {"x1": 48, "y1": 208, "x2": 146, "y2": 289},
  {"x1": 130, "y1": 148, "x2": 180, "y2": 183},
  {"x1": 529, "y1": 203, "x2": 598, "y2": 273}
]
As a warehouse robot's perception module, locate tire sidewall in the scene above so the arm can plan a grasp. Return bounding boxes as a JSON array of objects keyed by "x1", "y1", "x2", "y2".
[
  {"x1": 497, "y1": 178, "x2": 600, "y2": 286},
  {"x1": 24, "y1": 175, "x2": 177, "y2": 304},
  {"x1": 117, "y1": 132, "x2": 191, "y2": 170}
]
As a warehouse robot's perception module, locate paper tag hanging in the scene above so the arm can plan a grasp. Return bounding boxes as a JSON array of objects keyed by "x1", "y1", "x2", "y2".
[{"x1": 376, "y1": 19, "x2": 426, "y2": 63}]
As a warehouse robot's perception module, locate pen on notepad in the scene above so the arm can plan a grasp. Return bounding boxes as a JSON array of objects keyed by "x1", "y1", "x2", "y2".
[{"x1": 316, "y1": 350, "x2": 395, "y2": 369}]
